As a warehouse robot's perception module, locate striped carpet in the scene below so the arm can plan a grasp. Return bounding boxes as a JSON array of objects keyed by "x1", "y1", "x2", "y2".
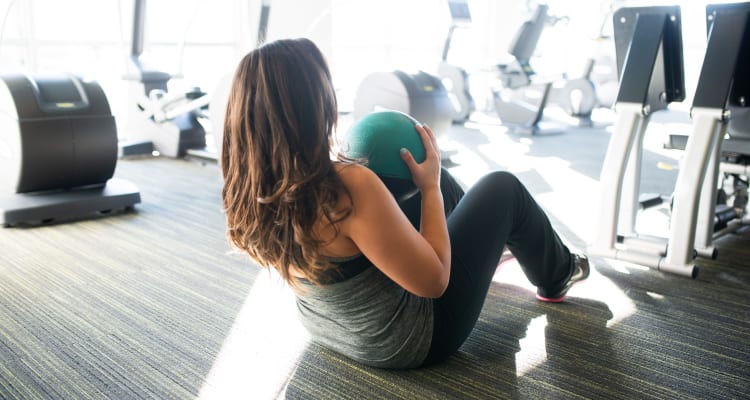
[
  {"x1": 0, "y1": 158, "x2": 257, "y2": 399},
  {"x1": 283, "y1": 245, "x2": 750, "y2": 400},
  {"x1": 1, "y1": 123, "x2": 749, "y2": 399}
]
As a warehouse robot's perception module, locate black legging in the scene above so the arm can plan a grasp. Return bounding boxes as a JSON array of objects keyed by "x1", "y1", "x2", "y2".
[{"x1": 398, "y1": 169, "x2": 574, "y2": 366}]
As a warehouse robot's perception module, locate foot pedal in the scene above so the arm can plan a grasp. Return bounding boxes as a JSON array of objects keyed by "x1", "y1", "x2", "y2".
[{"x1": 118, "y1": 140, "x2": 154, "y2": 157}]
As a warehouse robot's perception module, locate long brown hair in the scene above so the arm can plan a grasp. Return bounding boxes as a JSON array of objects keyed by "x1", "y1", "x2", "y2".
[{"x1": 221, "y1": 38, "x2": 351, "y2": 286}]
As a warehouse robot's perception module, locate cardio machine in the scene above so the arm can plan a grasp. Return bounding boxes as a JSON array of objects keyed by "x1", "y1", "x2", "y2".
[
  {"x1": 590, "y1": 3, "x2": 750, "y2": 278},
  {"x1": 352, "y1": 70, "x2": 454, "y2": 139},
  {"x1": 0, "y1": 73, "x2": 141, "y2": 227},
  {"x1": 118, "y1": 0, "x2": 213, "y2": 160},
  {"x1": 436, "y1": 0, "x2": 476, "y2": 124},
  {"x1": 492, "y1": 4, "x2": 598, "y2": 134}
]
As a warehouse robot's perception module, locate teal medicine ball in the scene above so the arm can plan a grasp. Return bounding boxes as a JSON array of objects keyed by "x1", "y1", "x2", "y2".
[
  {"x1": 346, "y1": 110, "x2": 425, "y2": 179},
  {"x1": 345, "y1": 110, "x2": 425, "y2": 201}
]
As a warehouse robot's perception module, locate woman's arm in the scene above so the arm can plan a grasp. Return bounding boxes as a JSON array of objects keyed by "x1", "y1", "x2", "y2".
[
  {"x1": 339, "y1": 125, "x2": 450, "y2": 298},
  {"x1": 401, "y1": 124, "x2": 451, "y2": 280}
]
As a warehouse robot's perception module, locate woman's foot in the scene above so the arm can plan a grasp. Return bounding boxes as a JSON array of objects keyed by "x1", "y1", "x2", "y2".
[{"x1": 536, "y1": 254, "x2": 590, "y2": 303}]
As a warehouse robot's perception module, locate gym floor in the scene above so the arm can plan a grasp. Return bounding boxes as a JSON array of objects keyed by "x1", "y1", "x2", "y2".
[{"x1": 1, "y1": 107, "x2": 748, "y2": 399}]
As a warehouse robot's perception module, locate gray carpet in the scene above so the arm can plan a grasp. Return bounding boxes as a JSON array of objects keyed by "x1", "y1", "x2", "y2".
[
  {"x1": 1, "y1": 112, "x2": 749, "y2": 399},
  {"x1": 0, "y1": 158, "x2": 256, "y2": 399}
]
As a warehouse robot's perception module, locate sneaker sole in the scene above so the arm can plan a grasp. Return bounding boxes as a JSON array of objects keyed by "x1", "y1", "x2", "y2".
[{"x1": 535, "y1": 293, "x2": 567, "y2": 303}]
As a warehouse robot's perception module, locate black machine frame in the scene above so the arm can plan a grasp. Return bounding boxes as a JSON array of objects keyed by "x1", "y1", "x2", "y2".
[{"x1": 612, "y1": 6, "x2": 685, "y2": 110}]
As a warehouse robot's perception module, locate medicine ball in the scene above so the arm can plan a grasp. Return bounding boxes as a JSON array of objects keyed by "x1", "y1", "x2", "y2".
[{"x1": 345, "y1": 110, "x2": 425, "y2": 202}]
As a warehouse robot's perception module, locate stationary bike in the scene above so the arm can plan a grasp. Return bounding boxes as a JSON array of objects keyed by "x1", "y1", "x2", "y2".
[
  {"x1": 121, "y1": 66, "x2": 211, "y2": 159},
  {"x1": 118, "y1": 0, "x2": 213, "y2": 160},
  {"x1": 491, "y1": 4, "x2": 598, "y2": 134}
]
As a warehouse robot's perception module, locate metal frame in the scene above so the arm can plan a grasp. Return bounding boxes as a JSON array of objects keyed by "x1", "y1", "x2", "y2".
[
  {"x1": 589, "y1": 6, "x2": 691, "y2": 275},
  {"x1": 591, "y1": 3, "x2": 750, "y2": 277},
  {"x1": 669, "y1": 4, "x2": 750, "y2": 268}
]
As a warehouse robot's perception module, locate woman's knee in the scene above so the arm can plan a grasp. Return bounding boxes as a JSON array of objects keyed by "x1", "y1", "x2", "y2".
[
  {"x1": 477, "y1": 170, "x2": 523, "y2": 194},
  {"x1": 468, "y1": 170, "x2": 530, "y2": 216}
]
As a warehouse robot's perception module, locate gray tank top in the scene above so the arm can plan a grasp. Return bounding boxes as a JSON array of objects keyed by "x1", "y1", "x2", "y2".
[{"x1": 294, "y1": 256, "x2": 433, "y2": 369}]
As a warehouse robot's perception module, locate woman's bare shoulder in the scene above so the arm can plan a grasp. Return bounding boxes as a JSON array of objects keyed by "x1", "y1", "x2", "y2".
[
  {"x1": 335, "y1": 162, "x2": 367, "y2": 177},
  {"x1": 333, "y1": 162, "x2": 394, "y2": 218},
  {"x1": 335, "y1": 162, "x2": 379, "y2": 189}
]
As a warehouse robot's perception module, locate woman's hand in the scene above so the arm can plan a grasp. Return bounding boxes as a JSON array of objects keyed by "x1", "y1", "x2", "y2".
[
  {"x1": 400, "y1": 124, "x2": 441, "y2": 192},
  {"x1": 339, "y1": 165, "x2": 450, "y2": 298},
  {"x1": 339, "y1": 123, "x2": 451, "y2": 299}
]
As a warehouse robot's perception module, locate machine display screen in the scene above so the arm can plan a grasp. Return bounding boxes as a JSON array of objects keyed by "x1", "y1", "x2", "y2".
[
  {"x1": 32, "y1": 74, "x2": 89, "y2": 112},
  {"x1": 448, "y1": 0, "x2": 471, "y2": 24}
]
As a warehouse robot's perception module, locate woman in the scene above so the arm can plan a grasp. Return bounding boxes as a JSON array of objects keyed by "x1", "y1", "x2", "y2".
[{"x1": 221, "y1": 38, "x2": 589, "y2": 369}]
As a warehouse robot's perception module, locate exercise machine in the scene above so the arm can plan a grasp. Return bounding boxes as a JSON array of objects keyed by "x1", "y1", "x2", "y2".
[
  {"x1": 437, "y1": 0, "x2": 475, "y2": 124},
  {"x1": 210, "y1": 0, "x2": 273, "y2": 158},
  {"x1": 587, "y1": 2, "x2": 625, "y2": 110},
  {"x1": 0, "y1": 73, "x2": 141, "y2": 227},
  {"x1": 590, "y1": 3, "x2": 750, "y2": 277},
  {"x1": 352, "y1": 70, "x2": 454, "y2": 143},
  {"x1": 664, "y1": 2, "x2": 750, "y2": 274},
  {"x1": 589, "y1": 5, "x2": 686, "y2": 274},
  {"x1": 118, "y1": 0, "x2": 213, "y2": 160},
  {"x1": 351, "y1": 3, "x2": 460, "y2": 157},
  {"x1": 491, "y1": 4, "x2": 598, "y2": 134}
]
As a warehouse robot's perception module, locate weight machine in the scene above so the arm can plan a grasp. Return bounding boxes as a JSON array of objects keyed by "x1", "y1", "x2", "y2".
[{"x1": 590, "y1": 3, "x2": 750, "y2": 277}]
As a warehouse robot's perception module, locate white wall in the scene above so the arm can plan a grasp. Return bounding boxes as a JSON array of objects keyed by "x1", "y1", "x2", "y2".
[
  {"x1": 0, "y1": 0, "x2": 730, "y2": 130},
  {"x1": 265, "y1": 0, "x2": 333, "y2": 57}
]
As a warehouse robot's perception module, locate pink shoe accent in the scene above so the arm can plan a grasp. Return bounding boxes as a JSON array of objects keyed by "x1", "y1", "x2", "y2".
[{"x1": 535, "y1": 293, "x2": 567, "y2": 303}]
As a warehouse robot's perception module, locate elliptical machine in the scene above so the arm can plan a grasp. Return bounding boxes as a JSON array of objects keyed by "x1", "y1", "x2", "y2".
[
  {"x1": 437, "y1": 0, "x2": 476, "y2": 124},
  {"x1": 118, "y1": 0, "x2": 212, "y2": 159}
]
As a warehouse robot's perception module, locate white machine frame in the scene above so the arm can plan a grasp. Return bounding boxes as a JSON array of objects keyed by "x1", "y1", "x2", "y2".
[{"x1": 591, "y1": 4, "x2": 750, "y2": 277}]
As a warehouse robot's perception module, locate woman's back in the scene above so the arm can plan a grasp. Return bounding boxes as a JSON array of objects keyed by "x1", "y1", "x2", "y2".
[{"x1": 295, "y1": 253, "x2": 434, "y2": 369}]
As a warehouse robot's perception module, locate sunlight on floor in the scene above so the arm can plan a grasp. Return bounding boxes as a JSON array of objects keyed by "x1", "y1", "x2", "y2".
[
  {"x1": 443, "y1": 125, "x2": 533, "y2": 188},
  {"x1": 492, "y1": 257, "x2": 637, "y2": 331},
  {"x1": 198, "y1": 271, "x2": 309, "y2": 400},
  {"x1": 450, "y1": 117, "x2": 660, "y2": 378},
  {"x1": 441, "y1": 138, "x2": 493, "y2": 186},
  {"x1": 493, "y1": 256, "x2": 639, "y2": 379},
  {"x1": 515, "y1": 315, "x2": 548, "y2": 377},
  {"x1": 646, "y1": 291, "x2": 665, "y2": 300}
]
